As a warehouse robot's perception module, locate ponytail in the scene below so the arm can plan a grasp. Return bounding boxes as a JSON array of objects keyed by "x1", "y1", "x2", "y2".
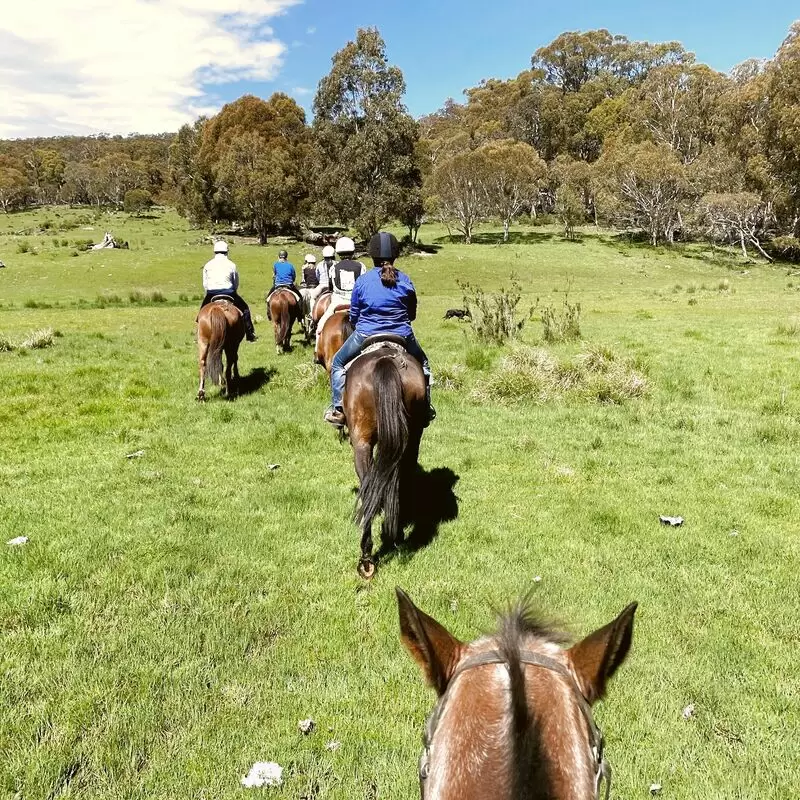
[{"x1": 379, "y1": 262, "x2": 398, "y2": 288}]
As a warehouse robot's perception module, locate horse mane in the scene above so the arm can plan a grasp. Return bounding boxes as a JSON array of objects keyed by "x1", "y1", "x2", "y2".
[{"x1": 496, "y1": 594, "x2": 573, "y2": 800}]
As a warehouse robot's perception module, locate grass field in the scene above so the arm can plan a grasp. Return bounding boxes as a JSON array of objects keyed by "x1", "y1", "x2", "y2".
[{"x1": 1, "y1": 207, "x2": 798, "y2": 799}]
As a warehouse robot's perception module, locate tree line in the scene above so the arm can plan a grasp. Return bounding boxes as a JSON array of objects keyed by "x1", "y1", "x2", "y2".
[{"x1": 2, "y1": 24, "x2": 799, "y2": 259}]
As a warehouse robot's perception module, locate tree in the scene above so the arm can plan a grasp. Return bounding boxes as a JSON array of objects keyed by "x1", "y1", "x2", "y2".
[
  {"x1": 312, "y1": 28, "x2": 421, "y2": 238},
  {"x1": 0, "y1": 165, "x2": 28, "y2": 212},
  {"x1": 478, "y1": 140, "x2": 546, "y2": 240},
  {"x1": 429, "y1": 149, "x2": 489, "y2": 243},
  {"x1": 596, "y1": 141, "x2": 688, "y2": 245},
  {"x1": 95, "y1": 153, "x2": 146, "y2": 208},
  {"x1": 123, "y1": 188, "x2": 153, "y2": 215},
  {"x1": 555, "y1": 185, "x2": 585, "y2": 240},
  {"x1": 699, "y1": 192, "x2": 773, "y2": 260}
]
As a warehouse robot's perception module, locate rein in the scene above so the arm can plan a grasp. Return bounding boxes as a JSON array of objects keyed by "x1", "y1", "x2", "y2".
[{"x1": 419, "y1": 650, "x2": 611, "y2": 800}]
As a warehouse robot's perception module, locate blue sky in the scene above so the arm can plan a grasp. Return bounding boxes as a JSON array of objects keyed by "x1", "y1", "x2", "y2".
[
  {"x1": 1, "y1": 0, "x2": 797, "y2": 137},
  {"x1": 266, "y1": 0, "x2": 799, "y2": 119}
]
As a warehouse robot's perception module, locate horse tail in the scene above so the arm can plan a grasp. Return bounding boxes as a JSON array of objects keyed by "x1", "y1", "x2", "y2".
[
  {"x1": 356, "y1": 357, "x2": 408, "y2": 543},
  {"x1": 277, "y1": 294, "x2": 291, "y2": 347},
  {"x1": 206, "y1": 306, "x2": 226, "y2": 384}
]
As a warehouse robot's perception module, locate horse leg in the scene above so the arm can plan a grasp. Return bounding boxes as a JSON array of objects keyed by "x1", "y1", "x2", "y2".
[
  {"x1": 197, "y1": 342, "x2": 208, "y2": 401},
  {"x1": 354, "y1": 440, "x2": 376, "y2": 579},
  {"x1": 399, "y1": 426, "x2": 423, "y2": 532},
  {"x1": 224, "y1": 351, "x2": 233, "y2": 399}
]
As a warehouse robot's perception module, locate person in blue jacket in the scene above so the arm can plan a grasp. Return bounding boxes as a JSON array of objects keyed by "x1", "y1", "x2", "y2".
[
  {"x1": 267, "y1": 249, "x2": 303, "y2": 319},
  {"x1": 324, "y1": 231, "x2": 435, "y2": 427}
]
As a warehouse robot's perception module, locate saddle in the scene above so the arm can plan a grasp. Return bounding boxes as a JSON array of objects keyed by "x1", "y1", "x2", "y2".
[
  {"x1": 344, "y1": 334, "x2": 409, "y2": 374},
  {"x1": 210, "y1": 294, "x2": 235, "y2": 305},
  {"x1": 266, "y1": 285, "x2": 302, "y2": 305}
]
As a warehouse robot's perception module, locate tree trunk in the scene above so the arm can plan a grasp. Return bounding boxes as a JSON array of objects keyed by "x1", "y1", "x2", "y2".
[
  {"x1": 739, "y1": 231, "x2": 748, "y2": 259},
  {"x1": 503, "y1": 218, "x2": 509, "y2": 242},
  {"x1": 749, "y1": 234, "x2": 774, "y2": 262}
]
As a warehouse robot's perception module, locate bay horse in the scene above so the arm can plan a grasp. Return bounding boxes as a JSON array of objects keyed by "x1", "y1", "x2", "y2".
[
  {"x1": 314, "y1": 307, "x2": 352, "y2": 372},
  {"x1": 268, "y1": 288, "x2": 304, "y2": 354},
  {"x1": 396, "y1": 589, "x2": 637, "y2": 800},
  {"x1": 346, "y1": 339, "x2": 427, "y2": 578},
  {"x1": 196, "y1": 299, "x2": 244, "y2": 401}
]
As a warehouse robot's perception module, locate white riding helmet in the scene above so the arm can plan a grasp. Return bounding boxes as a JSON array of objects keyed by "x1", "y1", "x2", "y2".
[
  {"x1": 304, "y1": 254, "x2": 317, "y2": 264},
  {"x1": 322, "y1": 245, "x2": 335, "y2": 258},
  {"x1": 335, "y1": 236, "x2": 355, "y2": 255},
  {"x1": 213, "y1": 240, "x2": 228, "y2": 253}
]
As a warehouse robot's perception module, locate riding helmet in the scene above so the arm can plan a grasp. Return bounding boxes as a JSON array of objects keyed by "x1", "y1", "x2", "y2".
[
  {"x1": 334, "y1": 236, "x2": 355, "y2": 255},
  {"x1": 278, "y1": 249, "x2": 288, "y2": 259},
  {"x1": 368, "y1": 232, "x2": 400, "y2": 263},
  {"x1": 322, "y1": 245, "x2": 335, "y2": 258},
  {"x1": 213, "y1": 240, "x2": 229, "y2": 253},
  {"x1": 304, "y1": 254, "x2": 317, "y2": 263}
]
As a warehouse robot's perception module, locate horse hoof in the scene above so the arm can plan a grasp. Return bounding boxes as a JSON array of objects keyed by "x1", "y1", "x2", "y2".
[
  {"x1": 196, "y1": 392, "x2": 205, "y2": 402},
  {"x1": 357, "y1": 558, "x2": 376, "y2": 580}
]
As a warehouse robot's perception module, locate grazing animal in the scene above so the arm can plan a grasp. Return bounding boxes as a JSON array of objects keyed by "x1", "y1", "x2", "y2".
[
  {"x1": 196, "y1": 299, "x2": 244, "y2": 401},
  {"x1": 397, "y1": 588, "x2": 637, "y2": 800},
  {"x1": 268, "y1": 288, "x2": 304, "y2": 354},
  {"x1": 444, "y1": 308, "x2": 471, "y2": 321},
  {"x1": 346, "y1": 344, "x2": 427, "y2": 578},
  {"x1": 315, "y1": 307, "x2": 353, "y2": 372}
]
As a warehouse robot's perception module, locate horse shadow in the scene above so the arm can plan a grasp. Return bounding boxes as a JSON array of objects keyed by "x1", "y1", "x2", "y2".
[
  {"x1": 377, "y1": 466, "x2": 460, "y2": 564},
  {"x1": 237, "y1": 367, "x2": 276, "y2": 396}
]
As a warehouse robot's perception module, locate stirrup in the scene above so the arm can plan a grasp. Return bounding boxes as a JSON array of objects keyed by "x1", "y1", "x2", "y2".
[{"x1": 324, "y1": 406, "x2": 346, "y2": 426}]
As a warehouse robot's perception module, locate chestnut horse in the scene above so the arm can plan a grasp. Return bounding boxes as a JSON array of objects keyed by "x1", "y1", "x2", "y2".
[
  {"x1": 310, "y1": 290, "x2": 332, "y2": 338},
  {"x1": 346, "y1": 342, "x2": 427, "y2": 578},
  {"x1": 268, "y1": 288, "x2": 304, "y2": 354},
  {"x1": 314, "y1": 308, "x2": 352, "y2": 372},
  {"x1": 196, "y1": 299, "x2": 244, "y2": 400},
  {"x1": 396, "y1": 589, "x2": 637, "y2": 800}
]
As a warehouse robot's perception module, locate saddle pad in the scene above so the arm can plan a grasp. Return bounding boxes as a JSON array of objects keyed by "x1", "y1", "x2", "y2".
[{"x1": 343, "y1": 341, "x2": 407, "y2": 374}]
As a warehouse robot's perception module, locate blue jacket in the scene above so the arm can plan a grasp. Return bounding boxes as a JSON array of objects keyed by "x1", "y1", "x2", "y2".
[
  {"x1": 273, "y1": 260, "x2": 296, "y2": 285},
  {"x1": 350, "y1": 268, "x2": 417, "y2": 338}
]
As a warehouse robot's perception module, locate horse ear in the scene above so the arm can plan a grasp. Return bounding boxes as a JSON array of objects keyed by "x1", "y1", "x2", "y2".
[
  {"x1": 567, "y1": 602, "x2": 637, "y2": 705},
  {"x1": 396, "y1": 587, "x2": 463, "y2": 696}
]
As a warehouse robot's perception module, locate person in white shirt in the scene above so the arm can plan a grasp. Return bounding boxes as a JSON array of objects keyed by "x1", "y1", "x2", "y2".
[{"x1": 200, "y1": 241, "x2": 257, "y2": 341}]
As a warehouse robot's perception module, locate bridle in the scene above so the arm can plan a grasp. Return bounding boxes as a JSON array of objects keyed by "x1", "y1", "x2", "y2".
[{"x1": 418, "y1": 650, "x2": 611, "y2": 800}]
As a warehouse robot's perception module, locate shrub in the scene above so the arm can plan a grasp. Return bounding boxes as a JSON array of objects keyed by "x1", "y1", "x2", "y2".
[
  {"x1": 436, "y1": 364, "x2": 466, "y2": 391},
  {"x1": 540, "y1": 283, "x2": 581, "y2": 342},
  {"x1": 150, "y1": 290, "x2": 167, "y2": 303},
  {"x1": 16, "y1": 241, "x2": 30, "y2": 254},
  {"x1": 458, "y1": 274, "x2": 533, "y2": 344},
  {"x1": 473, "y1": 343, "x2": 647, "y2": 405},
  {"x1": 52, "y1": 238, "x2": 60, "y2": 247},
  {"x1": 465, "y1": 345, "x2": 494, "y2": 371},
  {"x1": 20, "y1": 328, "x2": 55, "y2": 349},
  {"x1": 776, "y1": 320, "x2": 800, "y2": 337},
  {"x1": 770, "y1": 236, "x2": 800, "y2": 263},
  {"x1": 0, "y1": 334, "x2": 14, "y2": 352},
  {"x1": 129, "y1": 290, "x2": 146, "y2": 304},
  {"x1": 124, "y1": 188, "x2": 154, "y2": 215},
  {"x1": 61, "y1": 239, "x2": 69, "y2": 247}
]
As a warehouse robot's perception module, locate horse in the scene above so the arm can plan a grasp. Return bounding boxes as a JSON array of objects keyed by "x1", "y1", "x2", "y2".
[
  {"x1": 196, "y1": 299, "x2": 245, "y2": 401},
  {"x1": 268, "y1": 288, "x2": 304, "y2": 354},
  {"x1": 346, "y1": 339, "x2": 427, "y2": 578},
  {"x1": 396, "y1": 588, "x2": 637, "y2": 800},
  {"x1": 314, "y1": 307, "x2": 352, "y2": 372},
  {"x1": 310, "y1": 290, "x2": 332, "y2": 338}
]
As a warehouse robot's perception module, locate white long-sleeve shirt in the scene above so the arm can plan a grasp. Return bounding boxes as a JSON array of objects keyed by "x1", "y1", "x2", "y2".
[{"x1": 202, "y1": 254, "x2": 239, "y2": 292}]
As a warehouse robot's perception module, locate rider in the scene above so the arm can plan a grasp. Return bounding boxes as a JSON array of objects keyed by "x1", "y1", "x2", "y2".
[
  {"x1": 299, "y1": 253, "x2": 319, "y2": 319},
  {"x1": 199, "y1": 240, "x2": 257, "y2": 341},
  {"x1": 324, "y1": 231, "x2": 435, "y2": 427},
  {"x1": 315, "y1": 236, "x2": 366, "y2": 343},
  {"x1": 267, "y1": 249, "x2": 303, "y2": 319}
]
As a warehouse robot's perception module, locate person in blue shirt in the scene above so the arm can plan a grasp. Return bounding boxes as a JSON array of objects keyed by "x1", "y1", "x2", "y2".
[
  {"x1": 267, "y1": 249, "x2": 303, "y2": 319},
  {"x1": 324, "y1": 232, "x2": 435, "y2": 427}
]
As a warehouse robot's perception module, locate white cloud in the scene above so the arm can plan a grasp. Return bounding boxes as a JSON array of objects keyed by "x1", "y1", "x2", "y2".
[
  {"x1": 291, "y1": 86, "x2": 312, "y2": 96},
  {"x1": 0, "y1": 0, "x2": 301, "y2": 138}
]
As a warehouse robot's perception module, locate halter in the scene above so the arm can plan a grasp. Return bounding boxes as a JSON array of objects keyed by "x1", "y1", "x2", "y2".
[{"x1": 418, "y1": 650, "x2": 611, "y2": 800}]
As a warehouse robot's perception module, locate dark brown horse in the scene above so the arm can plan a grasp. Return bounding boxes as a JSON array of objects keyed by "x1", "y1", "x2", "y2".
[
  {"x1": 314, "y1": 307, "x2": 352, "y2": 372},
  {"x1": 268, "y1": 288, "x2": 304, "y2": 354},
  {"x1": 346, "y1": 343, "x2": 427, "y2": 578},
  {"x1": 196, "y1": 300, "x2": 244, "y2": 400},
  {"x1": 396, "y1": 589, "x2": 637, "y2": 800}
]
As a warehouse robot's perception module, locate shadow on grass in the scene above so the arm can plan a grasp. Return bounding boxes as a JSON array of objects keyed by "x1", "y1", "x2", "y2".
[
  {"x1": 433, "y1": 231, "x2": 556, "y2": 246},
  {"x1": 238, "y1": 366, "x2": 276, "y2": 396},
  {"x1": 377, "y1": 466, "x2": 460, "y2": 565}
]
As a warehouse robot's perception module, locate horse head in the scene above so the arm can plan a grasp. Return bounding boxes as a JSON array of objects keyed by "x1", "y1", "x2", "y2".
[{"x1": 397, "y1": 588, "x2": 637, "y2": 800}]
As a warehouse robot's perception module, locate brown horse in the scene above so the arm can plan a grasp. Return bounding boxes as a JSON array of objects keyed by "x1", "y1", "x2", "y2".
[
  {"x1": 310, "y1": 289, "x2": 332, "y2": 339},
  {"x1": 315, "y1": 307, "x2": 352, "y2": 371},
  {"x1": 196, "y1": 300, "x2": 245, "y2": 401},
  {"x1": 396, "y1": 589, "x2": 637, "y2": 800},
  {"x1": 346, "y1": 342, "x2": 427, "y2": 578},
  {"x1": 268, "y1": 288, "x2": 304, "y2": 354}
]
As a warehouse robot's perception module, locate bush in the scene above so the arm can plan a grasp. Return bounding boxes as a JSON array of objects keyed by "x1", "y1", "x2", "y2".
[
  {"x1": 124, "y1": 188, "x2": 154, "y2": 215},
  {"x1": 465, "y1": 345, "x2": 495, "y2": 371},
  {"x1": 20, "y1": 328, "x2": 55, "y2": 349},
  {"x1": 0, "y1": 334, "x2": 14, "y2": 352},
  {"x1": 436, "y1": 364, "x2": 466, "y2": 391},
  {"x1": 150, "y1": 290, "x2": 167, "y2": 303},
  {"x1": 540, "y1": 283, "x2": 581, "y2": 342},
  {"x1": 473, "y1": 343, "x2": 647, "y2": 405},
  {"x1": 458, "y1": 274, "x2": 533, "y2": 344},
  {"x1": 16, "y1": 241, "x2": 30, "y2": 254},
  {"x1": 770, "y1": 236, "x2": 800, "y2": 263}
]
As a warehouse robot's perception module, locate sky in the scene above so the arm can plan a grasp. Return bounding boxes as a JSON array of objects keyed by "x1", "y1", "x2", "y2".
[{"x1": 1, "y1": 0, "x2": 797, "y2": 139}]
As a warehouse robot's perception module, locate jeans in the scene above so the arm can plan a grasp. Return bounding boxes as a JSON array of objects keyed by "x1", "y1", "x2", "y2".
[{"x1": 330, "y1": 330, "x2": 431, "y2": 410}]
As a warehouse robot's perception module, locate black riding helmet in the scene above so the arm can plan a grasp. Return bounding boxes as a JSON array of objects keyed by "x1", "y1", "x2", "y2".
[{"x1": 368, "y1": 232, "x2": 400, "y2": 265}]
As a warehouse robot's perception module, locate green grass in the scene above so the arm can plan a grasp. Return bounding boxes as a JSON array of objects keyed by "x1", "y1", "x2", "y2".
[{"x1": 1, "y1": 209, "x2": 799, "y2": 798}]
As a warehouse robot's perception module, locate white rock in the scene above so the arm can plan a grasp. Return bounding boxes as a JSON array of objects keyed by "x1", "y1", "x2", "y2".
[
  {"x1": 533, "y1": 575, "x2": 542, "y2": 583},
  {"x1": 241, "y1": 762, "x2": 283, "y2": 788},
  {"x1": 298, "y1": 718, "x2": 315, "y2": 735},
  {"x1": 682, "y1": 703, "x2": 695, "y2": 719},
  {"x1": 649, "y1": 783, "x2": 662, "y2": 795},
  {"x1": 6, "y1": 536, "x2": 28, "y2": 546}
]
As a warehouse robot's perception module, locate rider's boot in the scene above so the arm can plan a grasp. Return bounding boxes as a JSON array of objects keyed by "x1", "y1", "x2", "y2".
[
  {"x1": 243, "y1": 310, "x2": 258, "y2": 342},
  {"x1": 324, "y1": 405, "x2": 346, "y2": 427}
]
